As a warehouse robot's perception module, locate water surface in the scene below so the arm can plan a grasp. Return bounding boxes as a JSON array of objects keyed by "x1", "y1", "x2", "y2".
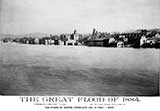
[{"x1": 0, "y1": 42, "x2": 159, "y2": 95}]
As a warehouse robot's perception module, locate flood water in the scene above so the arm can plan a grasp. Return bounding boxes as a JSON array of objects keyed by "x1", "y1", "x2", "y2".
[{"x1": 0, "y1": 42, "x2": 159, "y2": 95}]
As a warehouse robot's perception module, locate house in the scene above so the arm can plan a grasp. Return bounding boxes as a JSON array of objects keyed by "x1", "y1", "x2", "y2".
[
  {"x1": 108, "y1": 37, "x2": 117, "y2": 47},
  {"x1": 25, "y1": 37, "x2": 35, "y2": 44},
  {"x1": 109, "y1": 37, "x2": 116, "y2": 44},
  {"x1": 39, "y1": 37, "x2": 51, "y2": 45},
  {"x1": 34, "y1": 38, "x2": 39, "y2": 44},
  {"x1": 155, "y1": 33, "x2": 160, "y2": 38},
  {"x1": 140, "y1": 36, "x2": 156, "y2": 48},
  {"x1": 140, "y1": 35, "x2": 147, "y2": 46},
  {"x1": 153, "y1": 34, "x2": 160, "y2": 48},
  {"x1": 117, "y1": 41, "x2": 124, "y2": 47},
  {"x1": 53, "y1": 35, "x2": 60, "y2": 45},
  {"x1": 59, "y1": 34, "x2": 68, "y2": 45}
]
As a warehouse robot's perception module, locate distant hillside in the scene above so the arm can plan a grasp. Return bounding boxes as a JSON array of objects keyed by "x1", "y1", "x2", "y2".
[
  {"x1": 23, "y1": 33, "x2": 49, "y2": 38},
  {"x1": 0, "y1": 33, "x2": 49, "y2": 39},
  {"x1": 122, "y1": 28, "x2": 160, "y2": 33},
  {"x1": 148, "y1": 28, "x2": 160, "y2": 32},
  {"x1": 0, "y1": 34, "x2": 20, "y2": 39}
]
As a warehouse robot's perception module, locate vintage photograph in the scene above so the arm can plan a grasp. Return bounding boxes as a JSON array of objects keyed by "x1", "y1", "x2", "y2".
[{"x1": 0, "y1": 0, "x2": 159, "y2": 96}]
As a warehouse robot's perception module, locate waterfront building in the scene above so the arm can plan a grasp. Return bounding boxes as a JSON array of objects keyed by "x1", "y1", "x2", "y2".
[
  {"x1": 34, "y1": 38, "x2": 39, "y2": 44},
  {"x1": 153, "y1": 34, "x2": 160, "y2": 48},
  {"x1": 27, "y1": 37, "x2": 35, "y2": 44},
  {"x1": 109, "y1": 37, "x2": 116, "y2": 44},
  {"x1": 140, "y1": 35, "x2": 147, "y2": 46},
  {"x1": 26, "y1": 39, "x2": 30, "y2": 44},
  {"x1": 65, "y1": 30, "x2": 80, "y2": 46},
  {"x1": 39, "y1": 37, "x2": 50, "y2": 45},
  {"x1": 117, "y1": 41, "x2": 124, "y2": 47},
  {"x1": 67, "y1": 39, "x2": 77, "y2": 45},
  {"x1": 155, "y1": 33, "x2": 160, "y2": 38},
  {"x1": 140, "y1": 35, "x2": 156, "y2": 48},
  {"x1": 108, "y1": 37, "x2": 117, "y2": 47},
  {"x1": 59, "y1": 34, "x2": 68, "y2": 45}
]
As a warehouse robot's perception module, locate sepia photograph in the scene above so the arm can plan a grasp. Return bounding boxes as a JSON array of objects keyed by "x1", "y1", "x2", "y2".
[{"x1": 0, "y1": 0, "x2": 160, "y2": 96}]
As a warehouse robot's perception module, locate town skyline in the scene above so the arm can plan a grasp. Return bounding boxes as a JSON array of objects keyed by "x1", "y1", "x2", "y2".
[{"x1": 0, "y1": 0, "x2": 160, "y2": 34}]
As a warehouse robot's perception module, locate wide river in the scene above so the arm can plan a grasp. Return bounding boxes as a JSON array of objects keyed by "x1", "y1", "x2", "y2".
[{"x1": 0, "y1": 42, "x2": 159, "y2": 95}]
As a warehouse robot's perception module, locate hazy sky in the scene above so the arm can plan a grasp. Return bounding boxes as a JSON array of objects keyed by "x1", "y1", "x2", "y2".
[{"x1": 0, "y1": 0, "x2": 160, "y2": 34}]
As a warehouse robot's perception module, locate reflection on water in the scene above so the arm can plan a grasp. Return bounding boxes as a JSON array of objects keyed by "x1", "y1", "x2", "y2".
[{"x1": 0, "y1": 42, "x2": 159, "y2": 95}]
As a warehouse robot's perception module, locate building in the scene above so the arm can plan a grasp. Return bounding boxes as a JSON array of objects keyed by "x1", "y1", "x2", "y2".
[
  {"x1": 63, "y1": 30, "x2": 80, "y2": 46},
  {"x1": 155, "y1": 33, "x2": 160, "y2": 38},
  {"x1": 140, "y1": 35, "x2": 147, "y2": 46},
  {"x1": 108, "y1": 37, "x2": 117, "y2": 47},
  {"x1": 140, "y1": 35, "x2": 156, "y2": 48},
  {"x1": 117, "y1": 41, "x2": 124, "y2": 47},
  {"x1": 34, "y1": 38, "x2": 39, "y2": 44}
]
